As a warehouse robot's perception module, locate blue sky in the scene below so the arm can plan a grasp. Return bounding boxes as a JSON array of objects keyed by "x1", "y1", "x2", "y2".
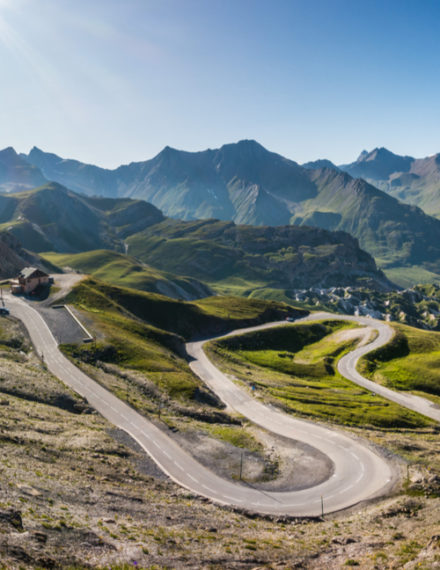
[{"x1": 0, "y1": 0, "x2": 439, "y2": 167}]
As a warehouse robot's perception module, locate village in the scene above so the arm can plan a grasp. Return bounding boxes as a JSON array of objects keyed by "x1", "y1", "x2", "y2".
[{"x1": 291, "y1": 284, "x2": 440, "y2": 330}]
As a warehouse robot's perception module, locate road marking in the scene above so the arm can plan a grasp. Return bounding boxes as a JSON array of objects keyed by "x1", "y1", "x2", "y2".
[
  {"x1": 224, "y1": 495, "x2": 242, "y2": 502},
  {"x1": 11, "y1": 298, "x2": 397, "y2": 516},
  {"x1": 187, "y1": 474, "x2": 198, "y2": 483}
]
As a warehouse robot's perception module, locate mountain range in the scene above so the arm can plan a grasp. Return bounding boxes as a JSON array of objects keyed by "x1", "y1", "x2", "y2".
[
  {"x1": 0, "y1": 147, "x2": 46, "y2": 193},
  {"x1": 0, "y1": 183, "x2": 390, "y2": 293},
  {"x1": 8, "y1": 141, "x2": 440, "y2": 282},
  {"x1": 338, "y1": 147, "x2": 440, "y2": 218},
  {"x1": 2, "y1": 140, "x2": 440, "y2": 285}
]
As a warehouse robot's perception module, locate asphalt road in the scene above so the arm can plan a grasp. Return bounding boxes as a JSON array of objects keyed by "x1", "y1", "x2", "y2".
[
  {"x1": 300, "y1": 312, "x2": 440, "y2": 423},
  {"x1": 5, "y1": 296, "x2": 398, "y2": 516}
]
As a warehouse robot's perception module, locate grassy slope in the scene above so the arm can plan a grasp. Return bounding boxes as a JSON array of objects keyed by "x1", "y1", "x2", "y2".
[
  {"x1": 2, "y1": 293, "x2": 440, "y2": 567},
  {"x1": 125, "y1": 218, "x2": 386, "y2": 296},
  {"x1": 41, "y1": 250, "x2": 211, "y2": 300},
  {"x1": 384, "y1": 265, "x2": 440, "y2": 288},
  {"x1": 1, "y1": 320, "x2": 440, "y2": 569},
  {"x1": 359, "y1": 323, "x2": 440, "y2": 403},
  {"x1": 57, "y1": 278, "x2": 309, "y2": 484},
  {"x1": 207, "y1": 321, "x2": 432, "y2": 429},
  {"x1": 64, "y1": 278, "x2": 298, "y2": 340},
  {"x1": 58, "y1": 278, "x2": 300, "y2": 421}
]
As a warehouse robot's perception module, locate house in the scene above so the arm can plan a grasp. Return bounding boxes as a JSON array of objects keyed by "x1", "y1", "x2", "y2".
[{"x1": 10, "y1": 267, "x2": 50, "y2": 295}]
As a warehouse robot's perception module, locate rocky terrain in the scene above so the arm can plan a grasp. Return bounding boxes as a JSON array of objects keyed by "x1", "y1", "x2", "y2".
[
  {"x1": 0, "y1": 231, "x2": 55, "y2": 280},
  {"x1": 339, "y1": 147, "x2": 440, "y2": 218},
  {"x1": 290, "y1": 283, "x2": 440, "y2": 330},
  {"x1": 1, "y1": 306, "x2": 440, "y2": 568}
]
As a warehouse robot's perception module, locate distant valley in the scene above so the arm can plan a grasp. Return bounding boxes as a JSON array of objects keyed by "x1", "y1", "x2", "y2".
[
  {"x1": 0, "y1": 183, "x2": 390, "y2": 298},
  {"x1": 2, "y1": 140, "x2": 440, "y2": 286},
  {"x1": 3, "y1": 140, "x2": 440, "y2": 286}
]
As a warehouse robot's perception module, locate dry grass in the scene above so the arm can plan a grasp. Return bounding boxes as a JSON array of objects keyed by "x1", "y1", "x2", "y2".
[{"x1": 1, "y1": 318, "x2": 440, "y2": 569}]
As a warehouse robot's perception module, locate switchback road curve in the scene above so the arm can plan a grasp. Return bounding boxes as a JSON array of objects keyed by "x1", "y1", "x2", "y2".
[{"x1": 7, "y1": 297, "x2": 400, "y2": 516}]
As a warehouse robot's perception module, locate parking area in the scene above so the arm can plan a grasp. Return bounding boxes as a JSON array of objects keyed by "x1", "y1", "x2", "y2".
[{"x1": 36, "y1": 305, "x2": 90, "y2": 344}]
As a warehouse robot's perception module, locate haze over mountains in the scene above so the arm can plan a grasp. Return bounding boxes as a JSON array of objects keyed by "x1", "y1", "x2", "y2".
[
  {"x1": 6, "y1": 141, "x2": 440, "y2": 282},
  {"x1": 338, "y1": 147, "x2": 440, "y2": 218},
  {"x1": 2, "y1": 140, "x2": 440, "y2": 286},
  {"x1": 0, "y1": 182, "x2": 389, "y2": 293},
  {"x1": 0, "y1": 147, "x2": 46, "y2": 193}
]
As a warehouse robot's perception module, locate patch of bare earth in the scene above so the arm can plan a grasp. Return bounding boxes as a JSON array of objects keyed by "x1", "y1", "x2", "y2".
[
  {"x1": 49, "y1": 272, "x2": 86, "y2": 304},
  {"x1": 175, "y1": 426, "x2": 333, "y2": 491}
]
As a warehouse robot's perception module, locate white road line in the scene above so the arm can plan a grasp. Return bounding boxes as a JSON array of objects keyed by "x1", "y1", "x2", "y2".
[
  {"x1": 224, "y1": 495, "x2": 241, "y2": 502},
  {"x1": 187, "y1": 474, "x2": 199, "y2": 483}
]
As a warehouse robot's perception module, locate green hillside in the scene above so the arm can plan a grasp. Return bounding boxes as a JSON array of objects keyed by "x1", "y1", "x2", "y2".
[
  {"x1": 64, "y1": 277, "x2": 300, "y2": 341},
  {"x1": 22, "y1": 141, "x2": 440, "y2": 286},
  {"x1": 58, "y1": 277, "x2": 301, "y2": 419},
  {"x1": 41, "y1": 250, "x2": 212, "y2": 300},
  {"x1": 206, "y1": 321, "x2": 431, "y2": 428},
  {"x1": 296, "y1": 169, "x2": 440, "y2": 273},
  {"x1": 359, "y1": 323, "x2": 440, "y2": 402},
  {"x1": 0, "y1": 182, "x2": 391, "y2": 295},
  {"x1": 126, "y1": 218, "x2": 391, "y2": 294},
  {"x1": 0, "y1": 182, "x2": 164, "y2": 253}
]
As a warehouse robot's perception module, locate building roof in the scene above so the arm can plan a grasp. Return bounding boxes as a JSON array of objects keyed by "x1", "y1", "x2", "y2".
[{"x1": 18, "y1": 267, "x2": 48, "y2": 279}]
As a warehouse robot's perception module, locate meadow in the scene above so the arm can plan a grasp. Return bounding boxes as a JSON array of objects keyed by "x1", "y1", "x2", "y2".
[
  {"x1": 359, "y1": 323, "x2": 440, "y2": 404},
  {"x1": 207, "y1": 321, "x2": 432, "y2": 429}
]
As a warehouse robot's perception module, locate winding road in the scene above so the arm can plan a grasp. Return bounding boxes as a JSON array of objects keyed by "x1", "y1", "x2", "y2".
[{"x1": 6, "y1": 295, "x2": 427, "y2": 516}]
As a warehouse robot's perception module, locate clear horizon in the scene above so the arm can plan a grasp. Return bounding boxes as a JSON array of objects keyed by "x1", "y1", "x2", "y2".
[{"x1": 1, "y1": 0, "x2": 439, "y2": 168}]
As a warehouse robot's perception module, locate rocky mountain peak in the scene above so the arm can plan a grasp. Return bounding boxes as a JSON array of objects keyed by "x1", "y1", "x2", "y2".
[
  {"x1": 302, "y1": 159, "x2": 339, "y2": 171},
  {"x1": 0, "y1": 147, "x2": 18, "y2": 159},
  {"x1": 342, "y1": 147, "x2": 414, "y2": 180},
  {"x1": 357, "y1": 150, "x2": 369, "y2": 161},
  {"x1": 361, "y1": 147, "x2": 403, "y2": 163}
]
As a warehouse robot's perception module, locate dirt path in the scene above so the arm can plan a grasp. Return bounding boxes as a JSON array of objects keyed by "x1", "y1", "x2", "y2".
[{"x1": 46, "y1": 272, "x2": 86, "y2": 305}]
